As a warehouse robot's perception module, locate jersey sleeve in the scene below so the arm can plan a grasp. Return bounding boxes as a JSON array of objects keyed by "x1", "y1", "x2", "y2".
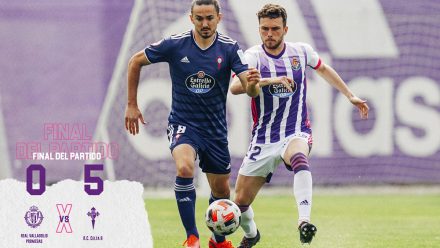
[
  {"x1": 230, "y1": 43, "x2": 249, "y2": 76},
  {"x1": 144, "y1": 37, "x2": 172, "y2": 63},
  {"x1": 300, "y1": 43, "x2": 321, "y2": 70}
]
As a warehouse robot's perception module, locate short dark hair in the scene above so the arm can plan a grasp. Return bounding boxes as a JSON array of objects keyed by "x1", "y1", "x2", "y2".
[
  {"x1": 257, "y1": 4, "x2": 287, "y2": 26},
  {"x1": 191, "y1": 0, "x2": 220, "y2": 14}
]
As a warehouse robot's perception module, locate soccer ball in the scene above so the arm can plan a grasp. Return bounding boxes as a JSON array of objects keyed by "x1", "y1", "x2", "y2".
[{"x1": 205, "y1": 199, "x2": 241, "y2": 236}]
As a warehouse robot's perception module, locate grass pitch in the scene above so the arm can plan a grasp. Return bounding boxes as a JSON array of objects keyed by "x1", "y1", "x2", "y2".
[{"x1": 146, "y1": 192, "x2": 440, "y2": 247}]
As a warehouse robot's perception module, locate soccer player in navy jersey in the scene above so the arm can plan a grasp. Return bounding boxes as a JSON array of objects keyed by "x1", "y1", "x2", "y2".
[
  {"x1": 125, "y1": 1, "x2": 260, "y2": 247},
  {"x1": 229, "y1": 4, "x2": 369, "y2": 247}
]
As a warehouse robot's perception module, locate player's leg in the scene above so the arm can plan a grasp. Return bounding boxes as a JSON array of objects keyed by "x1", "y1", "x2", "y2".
[
  {"x1": 234, "y1": 175, "x2": 265, "y2": 248},
  {"x1": 234, "y1": 143, "x2": 276, "y2": 248},
  {"x1": 200, "y1": 139, "x2": 235, "y2": 248},
  {"x1": 282, "y1": 137, "x2": 317, "y2": 244},
  {"x1": 172, "y1": 144, "x2": 200, "y2": 246},
  {"x1": 206, "y1": 172, "x2": 232, "y2": 245},
  {"x1": 283, "y1": 138, "x2": 311, "y2": 225},
  {"x1": 168, "y1": 124, "x2": 200, "y2": 247},
  {"x1": 206, "y1": 172, "x2": 231, "y2": 198}
]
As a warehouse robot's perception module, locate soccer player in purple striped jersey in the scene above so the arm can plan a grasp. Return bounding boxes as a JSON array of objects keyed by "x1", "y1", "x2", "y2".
[
  {"x1": 125, "y1": 1, "x2": 260, "y2": 248},
  {"x1": 229, "y1": 4, "x2": 369, "y2": 247}
]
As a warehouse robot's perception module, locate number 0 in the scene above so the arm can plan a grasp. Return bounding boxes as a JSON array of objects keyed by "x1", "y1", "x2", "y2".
[{"x1": 26, "y1": 164, "x2": 46, "y2": 195}]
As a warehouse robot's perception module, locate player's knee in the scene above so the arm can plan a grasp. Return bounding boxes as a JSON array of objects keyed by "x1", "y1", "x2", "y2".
[
  {"x1": 176, "y1": 163, "x2": 194, "y2": 177},
  {"x1": 234, "y1": 194, "x2": 249, "y2": 207},
  {"x1": 211, "y1": 183, "x2": 230, "y2": 198},
  {"x1": 234, "y1": 188, "x2": 252, "y2": 206},
  {"x1": 174, "y1": 152, "x2": 196, "y2": 177},
  {"x1": 287, "y1": 152, "x2": 310, "y2": 173},
  {"x1": 212, "y1": 188, "x2": 230, "y2": 199}
]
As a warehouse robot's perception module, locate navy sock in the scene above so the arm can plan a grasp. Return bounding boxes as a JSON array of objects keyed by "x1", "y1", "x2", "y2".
[
  {"x1": 209, "y1": 193, "x2": 229, "y2": 243},
  {"x1": 175, "y1": 176, "x2": 198, "y2": 238}
]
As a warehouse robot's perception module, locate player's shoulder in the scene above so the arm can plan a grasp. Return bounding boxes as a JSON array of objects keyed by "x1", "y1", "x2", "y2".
[
  {"x1": 217, "y1": 32, "x2": 238, "y2": 45},
  {"x1": 169, "y1": 30, "x2": 192, "y2": 40},
  {"x1": 158, "y1": 30, "x2": 191, "y2": 49}
]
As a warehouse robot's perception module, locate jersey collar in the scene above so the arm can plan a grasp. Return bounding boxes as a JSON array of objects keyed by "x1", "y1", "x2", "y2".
[
  {"x1": 262, "y1": 42, "x2": 286, "y2": 59},
  {"x1": 191, "y1": 30, "x2": 218, "y2": 52}
]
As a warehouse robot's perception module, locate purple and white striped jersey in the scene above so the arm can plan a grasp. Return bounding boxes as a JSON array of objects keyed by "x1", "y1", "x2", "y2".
[{"x1": 244, "y1": 42, "x2": 321, "y2": 144}]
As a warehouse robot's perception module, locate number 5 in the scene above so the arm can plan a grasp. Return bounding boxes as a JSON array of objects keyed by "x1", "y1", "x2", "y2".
[{"x1": 84, "y1": 164, "x2": 104, "y2": 195}]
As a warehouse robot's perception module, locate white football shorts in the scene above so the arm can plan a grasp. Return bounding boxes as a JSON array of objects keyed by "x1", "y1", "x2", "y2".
[{"x1": 238, "y1": 132, "x2": 312, "y2": 179}]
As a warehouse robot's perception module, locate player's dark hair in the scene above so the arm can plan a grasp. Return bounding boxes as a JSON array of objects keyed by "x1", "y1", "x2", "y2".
[
  {"x1": 257, "y1": 4, "x2": 287, "y2": 26},
  {"x1": 191, "y1": 0, "x2": 220, "y2": 14}
]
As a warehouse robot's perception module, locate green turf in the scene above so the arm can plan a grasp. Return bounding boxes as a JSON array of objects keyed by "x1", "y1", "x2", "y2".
[{"x1": 146, "y1": 194, "x2": 440, "y2": 247}]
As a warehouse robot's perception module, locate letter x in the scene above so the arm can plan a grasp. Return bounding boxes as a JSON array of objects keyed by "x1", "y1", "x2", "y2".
[{"x1": 56, "y1": 204, "x2": 73, "y2": 233}]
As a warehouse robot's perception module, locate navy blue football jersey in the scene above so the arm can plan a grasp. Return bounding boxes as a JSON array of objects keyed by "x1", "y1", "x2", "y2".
[{"x1": 144, "y1": 30, "x2": 248, "y2": 141}]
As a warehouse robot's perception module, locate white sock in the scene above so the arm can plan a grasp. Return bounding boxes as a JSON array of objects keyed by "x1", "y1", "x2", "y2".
[
  {"x1": 293, "y1": 170, "x2": 313, "y2": 225},
  {"x1": 240, "y1": 206, "x2": 258, "y2": 238}
]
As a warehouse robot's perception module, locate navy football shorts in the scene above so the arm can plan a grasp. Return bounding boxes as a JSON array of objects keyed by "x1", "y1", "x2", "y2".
[{"x1": 167, "y1": 123, "x2": 231, "y2": 174}]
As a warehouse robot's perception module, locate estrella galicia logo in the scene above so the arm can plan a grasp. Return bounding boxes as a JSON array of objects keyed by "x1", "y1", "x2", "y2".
[
  {"x1": 269, "y1": 81, "x2": 297, "y2": 98},
  {"x1": 291, "y1": 57, "x2": 301, "y2": 71},
  {"x1": 185, "y1": 71, "x2": 216, "y2": 93},
  {"x1": 24, "y1": 206, "x2": 44, "y2": 228}
]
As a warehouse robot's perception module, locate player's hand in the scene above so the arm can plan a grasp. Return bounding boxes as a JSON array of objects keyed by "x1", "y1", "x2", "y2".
[
  {"x1": 125, "y1": 105, "x2": 146, "y2": 135},
  {"x1": 246, "y1": 67, "x2": 260, "y2": 86},
  {"x1": 276, "y1": 76, "x2": 294, "y2": 92},
  {"x1": 349, "y1": 96, "x2": 369, "y2": 119}
]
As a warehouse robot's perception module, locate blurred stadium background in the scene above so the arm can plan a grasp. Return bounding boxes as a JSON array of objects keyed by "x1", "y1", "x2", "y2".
[{"x1": 1, "y1": 0, "x2": 439, "y2": 247}]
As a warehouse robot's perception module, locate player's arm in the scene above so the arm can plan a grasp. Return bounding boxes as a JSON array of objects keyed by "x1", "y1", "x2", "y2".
[
  {"x1": 236, "y1": 68, "x2": 261, "y2": 97},
  {"x1": 316, "y1": 63, "x2": 369, "y2": 119},
  {"x1": 230, "y1": 75, "x2": 293, "y2": 95},
  {"x1": 125, "y1": 51, "x2": 149, "y2": 135},
  {"x1": 231, "y1": 47, "x2": 263, "y2": 97},
  {"x1": 229, "y1": 75, "x2": 246, "y2": 95},
  {"x1": 231, "y1": 68, "x2": 260, "y2": 96}
]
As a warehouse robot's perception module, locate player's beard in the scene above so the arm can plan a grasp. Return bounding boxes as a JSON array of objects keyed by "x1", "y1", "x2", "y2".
[
  {"x1": 198, "y1": 28, "x2": 214, "y2": 39},
  {"x1": 264, "y1": 38, "x2": 283, "y2": 50}
]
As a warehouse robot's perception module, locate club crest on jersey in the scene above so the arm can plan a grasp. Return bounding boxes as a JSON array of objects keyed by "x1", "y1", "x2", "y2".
[
  {"x1": 269, "y1": 81, "x2": 297, "y2": 98},
  {"x1": 291, "y1": 57, "x2": 301, "y2": 71},
  {"x1": 185, "y1": 71, "x2": 216, "y2": 94},
  {"x1": 216, "y1": 56, "x2": 223, "y2": 69}
]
